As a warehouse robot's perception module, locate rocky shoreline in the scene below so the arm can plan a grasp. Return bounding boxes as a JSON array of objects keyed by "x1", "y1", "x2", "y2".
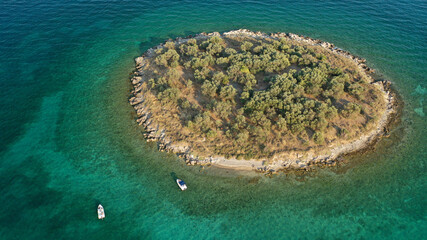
[{"x1": 129, "y1": 29, "x2": 397, "y2": 172}]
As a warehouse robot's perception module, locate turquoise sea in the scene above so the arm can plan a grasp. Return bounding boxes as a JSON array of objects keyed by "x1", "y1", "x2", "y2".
[{"x1": 0, "y1": 0, "x2": 426, "y2": 239}]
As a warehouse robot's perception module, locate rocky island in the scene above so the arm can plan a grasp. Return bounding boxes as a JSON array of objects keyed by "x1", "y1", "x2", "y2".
[{"x1": 129, "y1": 29, "x2": 396, "y2": 172}]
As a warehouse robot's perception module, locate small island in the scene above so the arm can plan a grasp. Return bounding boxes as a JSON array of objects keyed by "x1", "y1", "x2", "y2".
[{"x1": 129, "y1": 30, "x2": 396, "y2": 171}]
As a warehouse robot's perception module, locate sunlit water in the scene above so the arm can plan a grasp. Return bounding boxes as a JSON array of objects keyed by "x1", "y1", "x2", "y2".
[{"x1": 0, "y1": 0, "x2": 425, "y2": 239}]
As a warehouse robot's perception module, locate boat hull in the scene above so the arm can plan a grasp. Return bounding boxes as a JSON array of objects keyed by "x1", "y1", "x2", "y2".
[
  {"x1": 98, "y1": 204, "x2": 105, "y2": 219},
  {"x1": 176, "y1": 179, "x2": 187, "y2": 191}
]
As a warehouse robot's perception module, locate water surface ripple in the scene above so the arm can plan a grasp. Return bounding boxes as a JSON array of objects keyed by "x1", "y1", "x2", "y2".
[{"x1": 0, "y1": 0, "x2": 425, "y2": 239}]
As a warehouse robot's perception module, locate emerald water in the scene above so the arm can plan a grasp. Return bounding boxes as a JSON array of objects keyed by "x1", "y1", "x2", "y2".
[{"x1": 0, "y1": 1, "x2": 425, "y2": 239}]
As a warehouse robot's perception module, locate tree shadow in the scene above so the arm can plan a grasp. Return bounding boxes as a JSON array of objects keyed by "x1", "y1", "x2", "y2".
[{"x1": 170, "y1": 172, "x2": 178, "y2": 181}]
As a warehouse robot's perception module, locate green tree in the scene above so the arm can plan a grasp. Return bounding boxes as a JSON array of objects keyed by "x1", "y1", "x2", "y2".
[
  {"x1": 206, "y1": 129, "x2": 217, "y2": 139},
  {"x1": 212, "y1": 72, "x2": 229, "y2": 86},
  {"x1": 313, "y1": 131, "x2": 325, "y2": 144},
  {"x1": 214, "y1": 101, "x2": 232, "y2": 118},
  {"x1": 164, "y1": 41, "x2": 175, "y2": 49},
  {"x1": 235, "y1": 131, "x2": 249, "y2": 145},
  {"x1": 155, "y1": 49, "x2": 180, "y2": 67},
  {"x1": 241, "y1": 41, "x2": 253, "y2": 52},
  {"x1": 225, "y1": 48, "x2": 237, "y2": 56},
  {"x1": 179, "y1": 42, "x2": 199, "y2": 56},
  {"x1": 276, "y1": 115, "x2": 287, "y2": 131},
  {"x1": 219, "y1": 85, "x2": 236, "y2": 100},
  {"x1": 349, "y1": 83, "x2": 365, "y2": 100},
  {"x1": 341, "y1": 103, "x2": 361, "y2": 118},
  {"x1": 216, "y1": 57, "x2": 229, "y2": 66},
  {"x1": 236, "y1": 114, "x2": 246, "y2": 128},
  {"x1": 166, "y1": 68, "x2": 180, "y2": 84},
  {"x1": 158, "y1": 88, "x2": 181, "y2": 104},
  {"x1": 201, "y1": 81, "x2": 217, "y2": 98}
]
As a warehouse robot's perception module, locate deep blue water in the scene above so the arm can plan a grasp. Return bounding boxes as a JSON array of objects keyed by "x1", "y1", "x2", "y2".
[{"x1": 0, "y1": 0, "x2": 426, "y2": 239}]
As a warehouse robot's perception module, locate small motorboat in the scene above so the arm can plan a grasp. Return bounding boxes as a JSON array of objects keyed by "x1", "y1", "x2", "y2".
[
  {"x1": 97, "y1": 204, "x2": 105, "y2": 219},
  {"x1": 176, "y1": 179, "x2": 187, "y2": 191}
]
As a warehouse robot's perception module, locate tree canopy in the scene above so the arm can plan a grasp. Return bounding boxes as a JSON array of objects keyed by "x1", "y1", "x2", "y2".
[{"x1": 139, "y1": 34, "x2": 385, "y2": 159}]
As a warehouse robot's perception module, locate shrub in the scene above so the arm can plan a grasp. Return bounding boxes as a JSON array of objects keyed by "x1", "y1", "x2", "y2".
[
  {"x1": 179, "y1": 42, "x2": 199, "y2": 56},
  {"x1": 341, "y1": 103, "x2": 361, "y2": 118},
  {"x1": 313, "y1": 131, "x2": 325, "y2": 144},
  {"x1": 207, "y1": 42, "x2": 224, "y2": 56},
  {"x1": 253, "y1": 45, "x2": 263, "y2": 54},
  {"x1": 164, "y1": 41, "x2": 175, "y2": 49},
  {"x1": 148, "y1": 78, "x2": 155, "y2": 89},
  {"x1": 194, "y1": 69, "x2": 210, "y2": 83},
  {"x1": 276, "y1": 115, "x2": 287, "y2": 131},
  {"x1": 192, "y1": 112, "x2": 213, "y2": 132},
  {"x1": 241, "y1": 41, "x2": 253, "y2": 52},
  {"x1": 212, "y1": 72, "x2": 228, "y2": 86},
  {"x1": 209, "y1": 36, "x2": 224, "y2": 44},
  {"x1": 241, "y1": 91, "x2": 250, "y2": 100},
  {"x1": 158, "y1": 88, "x2": 181, "y2": 104},
  {"x1": 206, "y1": 129, "x2": 217, "y2": 139},
  {"x1": 225, "y1": 48, "x2": 237, "y2": 56},
  {"x1": 186, "y1": 80, "x2": 193, "y2": 89},
  {"x1": 236, "y1": 131, "x2": 249, "y2": 145},
  {"x1": 236, "y1": 114, "x2": 246, "y2": 128},
  {"x1": 214, "y1": 101, "x2": 232, "y2": 118},
  {"x1": 349, "y1": 83, "x2": 365, "y2": 100},
  {"x1": 219, "y1": 85, "x2": 236, "y2": 100},
  {"x1": 201, "y1": 81, "x2": 218, "y2": 98},
  {"x1": 155, "y1": 49, "x2": 180, "y2": 67},
  {"x1": 166, "y1": 68, "x2": 180, "y2": 83},
  {"x1": 216, "y1": 57, "x2": 229, "y2": 66},
  {"x1": 179, "y1": 99, "x2": 191, "y2": 109}
]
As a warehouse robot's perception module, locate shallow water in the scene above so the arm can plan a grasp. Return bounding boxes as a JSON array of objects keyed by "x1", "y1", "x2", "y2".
[{"x1": 0, "y1": 0, "x2": 426, "y2": 239}]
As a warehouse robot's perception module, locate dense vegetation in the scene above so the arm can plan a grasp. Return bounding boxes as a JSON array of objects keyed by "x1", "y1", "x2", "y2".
[{"x1": 139, "y1": 35, "x2": 385, "y2": 159}]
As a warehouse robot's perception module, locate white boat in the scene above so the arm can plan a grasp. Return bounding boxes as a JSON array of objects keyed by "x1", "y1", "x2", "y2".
[
  {"x1": 176, "y1": 179, "x2": 187, "y2": 191},
  {"x1": 97, "y1": 204, "x2": 105, "y2": 219}
]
